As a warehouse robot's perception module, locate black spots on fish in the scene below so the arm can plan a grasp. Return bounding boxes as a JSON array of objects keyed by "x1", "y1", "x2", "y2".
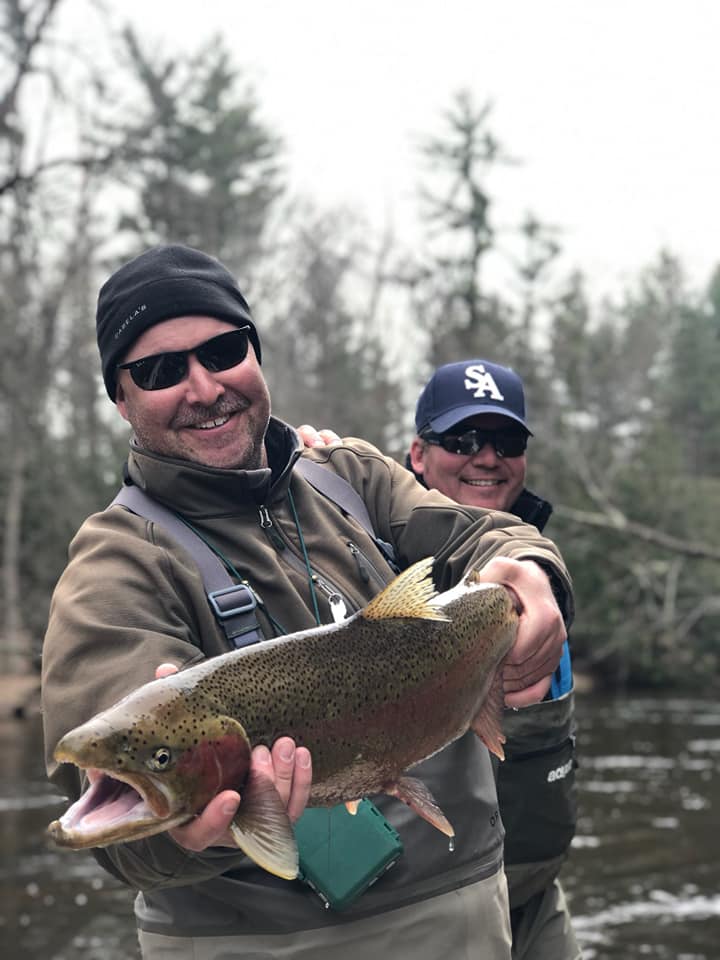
[
  {"x1": 323, "y1": 699, "x2": 344, "y2": 721},
  {"x1": 250, "y1": 715, "x2": 271, "y2": 731},
  {"x1": 319, "y1": 734, "x2": 353, "y2": 754},
  {"x1": 274, "y1": 705, "x2": 297, "y2": 728}
]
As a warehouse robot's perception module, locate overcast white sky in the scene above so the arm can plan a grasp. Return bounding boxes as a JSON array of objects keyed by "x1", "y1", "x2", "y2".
[{"x1": 80, "y1": 0, "x2": 720, "y2": 298}]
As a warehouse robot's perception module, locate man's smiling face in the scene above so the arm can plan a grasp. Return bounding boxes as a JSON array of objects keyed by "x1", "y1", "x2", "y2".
[
  {"x1": 410, "y1": 413, "x2": 527, "y2": 512},
  {"x1": 115, "y1": 315, "x2": 271, "y2": 470}
]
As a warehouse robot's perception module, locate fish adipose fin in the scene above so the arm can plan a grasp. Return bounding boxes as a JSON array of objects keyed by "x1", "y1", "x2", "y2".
[
  {"x1": 386, "y1": 776, "x2": 454, "y2": 838},
  {"x1": 229, "y1": 769, "x2": 298, "y2": 880},
  {"x1": 471, "y1": 671, "x2": 507, "y2": 761},
  {"x1": 362, "y1": 557, "x2": 449, "y2": 623}
]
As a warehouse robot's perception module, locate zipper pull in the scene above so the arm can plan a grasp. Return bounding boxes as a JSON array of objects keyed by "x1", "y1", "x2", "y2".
[
  {"x1": 258, "y1": 505, "x2": 285, "y2": 551},
  {"x1": 328, "y1": 595, "x2": 348, "y2": 624},
  {"x1": 347, "y1": 542, "x2": 371, "y2": 584},
  {"x1": 311, "y1": 574, "x2": 348, "y2": 623}
]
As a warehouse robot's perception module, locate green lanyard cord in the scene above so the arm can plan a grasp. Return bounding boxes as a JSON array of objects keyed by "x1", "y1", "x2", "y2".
[
  {"x1": 175, "y1": 513, "x2": 288, "y2": 636},
  {"x1": 287, "y1": 487, "x2": 322, "y2": 627}
]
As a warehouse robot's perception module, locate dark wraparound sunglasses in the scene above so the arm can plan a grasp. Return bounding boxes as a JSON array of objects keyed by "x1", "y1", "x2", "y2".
[
  {"x1": 117, "y1": 327, "x2": 251, "y2": 391},
  {"x1": 421, "y1": 427, "x2": 528, "y2": 458}
]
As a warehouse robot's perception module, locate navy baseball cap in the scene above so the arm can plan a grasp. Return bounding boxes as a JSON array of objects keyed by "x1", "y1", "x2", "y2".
[{"x1": 415, "y1": 359, "x2": 532, "y2": 435}]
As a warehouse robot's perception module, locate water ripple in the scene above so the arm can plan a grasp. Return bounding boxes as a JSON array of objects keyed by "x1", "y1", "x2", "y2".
[{"x1": 573, "y1": 890, "x2": 720, "y2": 932}]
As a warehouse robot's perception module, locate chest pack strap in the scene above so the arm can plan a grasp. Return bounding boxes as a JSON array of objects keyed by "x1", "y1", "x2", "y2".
[
  {"x1": 111, "y1": 457, "x2": 399, "y2": 650},
  {"x1": 294, "y1": 458, "x2": 399, "y2": 571},
  {"x1": 111, "y1": 485, "x2": 263, "y2": 649}
]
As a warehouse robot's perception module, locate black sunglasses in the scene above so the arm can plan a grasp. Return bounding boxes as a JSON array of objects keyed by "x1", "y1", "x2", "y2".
[
  {"x1": 421, "y1": 427, "x2": 528, "y2": 458},
  {"x1": 117, "y1": 327, "x2": 251, "y2": 391}
]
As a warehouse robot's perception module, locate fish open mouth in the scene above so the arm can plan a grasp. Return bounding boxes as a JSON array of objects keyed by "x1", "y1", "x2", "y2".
[{"x1": 48, "y1": 768, "x2": 188, "y2": 849}]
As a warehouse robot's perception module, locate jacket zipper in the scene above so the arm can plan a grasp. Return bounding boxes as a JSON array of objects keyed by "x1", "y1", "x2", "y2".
[
  {"x1": 258, "y1": 503, "x2": 349, "y2": 622},
  {"x1": 258, "y1": 504, "x2": 287, "y2": 551},
  {"x1": 310, "y1": 575, "x2": 348, "y2": 623},
  {"x1": 347, "y1": 541, "x2": 391, "y2": 590}
]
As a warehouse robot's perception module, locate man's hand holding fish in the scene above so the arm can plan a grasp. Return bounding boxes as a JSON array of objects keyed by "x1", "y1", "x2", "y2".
[
  {"x1": 154, "y1": 663, "x2": 313, "y2": 852},
  {"x1": 473, "y1": 555, "x2": 568, "y2": 708}
]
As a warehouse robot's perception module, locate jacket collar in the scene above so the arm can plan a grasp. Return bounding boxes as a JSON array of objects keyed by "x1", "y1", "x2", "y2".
[
  {"x1": 124, "y1": 417, "x2": 303, "y2": 520},
  {"x1": 511, "y1": 487, "x2": 553, "y2": 532}
]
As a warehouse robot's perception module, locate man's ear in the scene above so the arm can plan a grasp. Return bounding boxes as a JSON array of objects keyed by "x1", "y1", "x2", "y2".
[{"x1": 409, "y1": 437, "x2": 426, "y2": 475}]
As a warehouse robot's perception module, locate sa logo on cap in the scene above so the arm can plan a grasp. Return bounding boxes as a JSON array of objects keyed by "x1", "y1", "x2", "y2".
[{"x1": 463, "y1": 364, "x2": 505, "y2": 401}]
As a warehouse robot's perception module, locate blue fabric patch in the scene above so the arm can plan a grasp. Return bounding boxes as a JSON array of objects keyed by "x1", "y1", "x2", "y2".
[{"x1": 550, "y1": 640, "x2": 573, "y2": 698}]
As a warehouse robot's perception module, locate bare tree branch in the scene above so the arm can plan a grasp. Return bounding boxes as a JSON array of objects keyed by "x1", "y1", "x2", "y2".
[
  {"x1": 553, "y1": 504, "x2": 720, "y2": 562},
  {"x1": 0, "y1": 151, "x2": 114, "y2": 195},
  {"x1": 0, "y1": 0, "x2": 62, "y2": 129}
]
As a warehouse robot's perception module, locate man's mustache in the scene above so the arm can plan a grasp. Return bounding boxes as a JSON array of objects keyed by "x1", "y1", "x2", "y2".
[{"x1": 170, "y1": 391, "x2": 251, "y2": 429}]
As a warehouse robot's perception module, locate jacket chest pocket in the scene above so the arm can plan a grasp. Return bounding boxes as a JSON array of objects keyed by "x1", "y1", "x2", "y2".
[{"x1": 346, "y1": 540, "x2": 395, "y2": 592}]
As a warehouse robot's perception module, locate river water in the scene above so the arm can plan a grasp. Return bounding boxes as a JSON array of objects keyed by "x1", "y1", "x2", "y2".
[{"x1": 3, "y1": 693, "x2": 719, "y2": 959}]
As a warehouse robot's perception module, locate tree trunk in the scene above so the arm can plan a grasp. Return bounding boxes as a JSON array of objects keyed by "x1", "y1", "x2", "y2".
[{"x1": 1, "y1": 439, "x2": 32, "y2": 674}]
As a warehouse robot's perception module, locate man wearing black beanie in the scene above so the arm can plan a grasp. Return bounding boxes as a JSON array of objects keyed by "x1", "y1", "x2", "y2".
[
  {"x1": 97, "y1": 244, "x2": 262, "y2": 401},
  {"x1": 42, "y1": 244, "x2": 574, "y2": 960}
]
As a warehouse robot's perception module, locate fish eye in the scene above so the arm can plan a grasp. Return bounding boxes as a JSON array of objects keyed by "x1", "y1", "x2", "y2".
[{"x1": 147, "y1": 746, "x2": 173, "y2": 771}]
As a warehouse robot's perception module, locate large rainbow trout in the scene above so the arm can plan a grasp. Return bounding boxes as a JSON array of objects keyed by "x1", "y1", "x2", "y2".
[{"x1": 48, "y1": 557, "x2": 518, "y2": 880}]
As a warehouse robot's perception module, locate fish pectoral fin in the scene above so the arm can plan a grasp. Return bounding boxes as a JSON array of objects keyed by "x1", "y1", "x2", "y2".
[
  {"x1": 362, "y1": 557, "x2": 450, "y2": 622},
  {"x1": 471, "y1": 671, "x2": 507, "y2": 761},
  {"x1": 385, "y1": 776, "x2": 454, "y2": 838},
  {"x1": 344, "y1": 799, "x2": 361, "y2": 815},
  {"x1": 229, "y1": 769, "x2": 298, "y2": 880}
]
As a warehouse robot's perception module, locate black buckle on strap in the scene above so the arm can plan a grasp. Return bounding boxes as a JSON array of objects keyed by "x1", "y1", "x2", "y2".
[{"x1": 208, "y1": 583, "x2": 257, "y2": 620}]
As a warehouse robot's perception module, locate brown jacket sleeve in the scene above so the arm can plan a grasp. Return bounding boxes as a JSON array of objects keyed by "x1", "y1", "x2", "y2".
[{"x1": 304, "y1": 439, "x2": 573, "y2": 623}]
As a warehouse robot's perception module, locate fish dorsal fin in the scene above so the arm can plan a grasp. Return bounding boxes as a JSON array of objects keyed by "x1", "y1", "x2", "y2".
[{"x1": 361, "y1": 557, "x2": 449, "y2": 622}]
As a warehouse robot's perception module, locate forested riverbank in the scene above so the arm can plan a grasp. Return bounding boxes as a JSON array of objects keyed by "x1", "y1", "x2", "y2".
[{"x1": 2, "y1": 1, "x2": 720, "y2": 693}]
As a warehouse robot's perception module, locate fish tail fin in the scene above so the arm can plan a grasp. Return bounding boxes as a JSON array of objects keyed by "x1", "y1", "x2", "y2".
[
  {"x1": 471, "y1": 670, "x2": 507, "y2": 761},
  {"x1": 362, "y1": 557, "x2": 450, "y2": 622},
  {"x1": 386, "y1": 776, "x2": 454, "y2": 838},
  {"x1": 229, "y1": 769, "x2": 298, "y2": 880}
]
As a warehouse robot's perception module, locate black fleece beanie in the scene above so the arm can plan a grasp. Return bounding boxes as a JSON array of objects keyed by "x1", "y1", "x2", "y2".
[{"x1": 96, "y1": 244, "x2": 261, "y2": 401}]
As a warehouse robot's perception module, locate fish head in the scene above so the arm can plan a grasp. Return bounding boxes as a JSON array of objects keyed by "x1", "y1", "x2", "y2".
[{"x1": 48, "y1": 674, "x2": 252, "y2": 849}]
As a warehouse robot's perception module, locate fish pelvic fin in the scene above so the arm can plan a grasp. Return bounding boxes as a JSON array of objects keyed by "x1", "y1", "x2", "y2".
[
  {"x1": 229, "y1": 769, "x2": 298, "y2": 880},
  {"x1": 361, "y1": 557, "x2": 449, "y2": 622},
  {"x1": 386, "y1": 776, "x2": 454, "y2": 838},
  {"x1": 471, "y1": 670, "x2": 507, "y2": 761}
]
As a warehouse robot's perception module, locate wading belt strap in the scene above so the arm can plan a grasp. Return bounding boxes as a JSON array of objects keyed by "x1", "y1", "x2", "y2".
[
  {"x1": 294, "y1": 458, "x2": 399, "y2": 572},
  {"x1": 111, "y1": 484, "x2": 264, "y2": 649}
]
